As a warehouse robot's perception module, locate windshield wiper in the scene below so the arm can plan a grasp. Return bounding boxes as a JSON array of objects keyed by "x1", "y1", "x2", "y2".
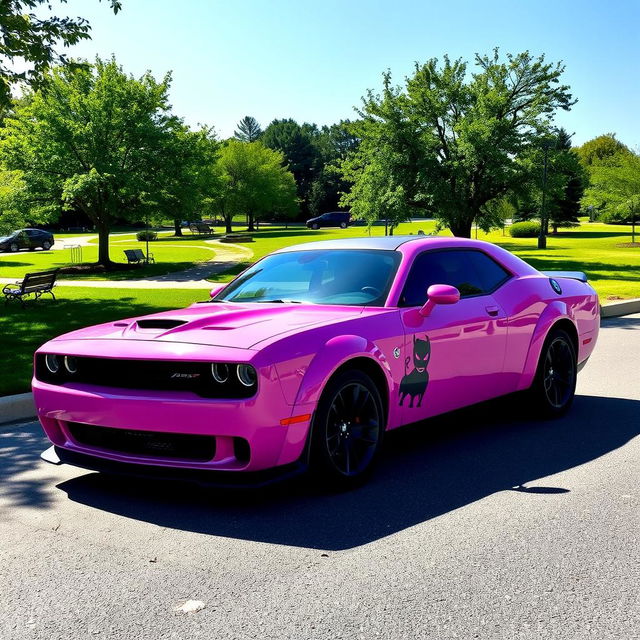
[{"x1": 258, "y1": 299, "x2": 303, "y2": 304}]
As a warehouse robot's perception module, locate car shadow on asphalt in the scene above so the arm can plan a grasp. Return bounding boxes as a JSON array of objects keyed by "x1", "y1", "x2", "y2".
[{"x1": 53, "y1": 393, "x2": 640, "y2": 550}]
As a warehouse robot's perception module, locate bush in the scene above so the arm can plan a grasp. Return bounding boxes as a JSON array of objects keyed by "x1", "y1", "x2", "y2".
[
  {"x1": 136, "y1": 230, "x2": 157, "y2": 241},
  {"x1": 508, "y1": 221, "x2": 541, "y2": 238},
  {"x1": 599, "y1": 210, "x2": 636, "y2": 224}
]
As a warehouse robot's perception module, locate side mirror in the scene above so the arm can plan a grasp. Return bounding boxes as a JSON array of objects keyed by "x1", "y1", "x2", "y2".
[
  {"x1": 209, "y1": 284, "x2": 225, "y2": 299},
  {"x1": 419, "y1": 284, "x2": 460, "y2": 317}
]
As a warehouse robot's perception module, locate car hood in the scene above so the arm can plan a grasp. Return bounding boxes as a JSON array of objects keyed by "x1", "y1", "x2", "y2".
[
  {"x1": 50, "y1": 302, "x2": 365, "y2": 350},
  {"x1": 0, "y1": 235, "x2": 13, "y2": 243}
]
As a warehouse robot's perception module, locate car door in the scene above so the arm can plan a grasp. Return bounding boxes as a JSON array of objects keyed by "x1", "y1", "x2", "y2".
[
  {"x1": 25, "y1": 230, "x2": 39, "y2": 249},
  {"x1": 398, "y1": 249, "x2": 511, "y2": 422}
]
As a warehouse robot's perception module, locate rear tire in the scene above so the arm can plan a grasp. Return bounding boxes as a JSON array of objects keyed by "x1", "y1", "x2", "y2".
[
  {"x1": 309, "y1": 369, "x2": 385, "y2": 490},
  {"x1": 529, "y1": 328, "x2": 577, "y2": 418},
  {"x1": 42, "y1": 240, "x2": 52, "y2": 250}
]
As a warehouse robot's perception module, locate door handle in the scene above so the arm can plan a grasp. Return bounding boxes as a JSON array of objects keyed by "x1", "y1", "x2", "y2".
[{"x1": 485, "y1": 305, "x2": 500, "y2": 317}]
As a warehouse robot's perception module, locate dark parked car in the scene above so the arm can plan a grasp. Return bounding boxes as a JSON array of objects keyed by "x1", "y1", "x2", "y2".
[
  {"x1": 0, "y1": 229, "x2": 55, "y2": 252},
  {"x1": 306, "y1": 211, "x2": 351, "y2": 230}
]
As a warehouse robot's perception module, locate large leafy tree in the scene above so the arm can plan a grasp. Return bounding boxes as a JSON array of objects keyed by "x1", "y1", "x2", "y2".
[
  {"x1": 261, "y1": 118, "x2": 320, "y2": 214},
  {"x1": 0, "y1": 57, "x2": 184, "y2": 265},
  {"x1": 234, "y1": 116, "x2": 262, "y2": 142},
  {"x1": 0, "y1": 1, "x2": 121, "y2": 108},
  {"x1": 211, "y1": 140, "x2": 297, "y2": 233},
  {"x1": 340, "y1": 50, "x2": 575, "y2": 237},
  {"x1": 308, "y1": 120, "x2": 359, "y2": 216},
  {"x1": 583, "y1": 150, "x2": 640, "y2": 240}
]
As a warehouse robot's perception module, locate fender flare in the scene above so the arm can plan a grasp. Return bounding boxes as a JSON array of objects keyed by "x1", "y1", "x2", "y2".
[
  {"x1": 293, "y1": 334, "x2": 393, "y2": 407},
  {"x1": 517, "y1": 301, "x2": 576, "y2": 391}
]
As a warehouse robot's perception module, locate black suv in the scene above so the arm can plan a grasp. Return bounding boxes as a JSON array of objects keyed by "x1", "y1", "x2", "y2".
[
  {"x1": 306, "y1": 211, "x2": 351, "y2": 230},
  {"x1": 0, "y1": 229, "x2": 55, "y2": 252}
]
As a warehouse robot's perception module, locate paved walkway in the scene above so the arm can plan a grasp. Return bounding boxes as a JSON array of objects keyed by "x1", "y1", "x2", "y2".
[{"x1": 0, "y1": 240, "x2": 254, "y2": 289}]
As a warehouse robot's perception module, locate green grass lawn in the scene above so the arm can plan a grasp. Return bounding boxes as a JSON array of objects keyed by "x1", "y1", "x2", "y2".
[
  {"x1": 206, "y1": 221, "x2": 640, "y2": 301},
  {"x1": 0, "y1": 234, "x2": 215, "y2": 280},
  {"x1": 0, "y1": 287, "x2": 208, "y2": 396}
]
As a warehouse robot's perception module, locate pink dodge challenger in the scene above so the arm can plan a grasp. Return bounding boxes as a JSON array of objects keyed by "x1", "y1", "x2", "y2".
[{"x1": 34, "y1": 236, "x2": 599, "y2": 487}]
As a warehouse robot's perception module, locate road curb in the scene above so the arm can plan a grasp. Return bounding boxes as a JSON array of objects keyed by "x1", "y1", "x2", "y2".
[
  {"x1": 0, "y1": 392, "x2": 36, "y2": 426},
  {"x1": 601, "y1": 298, "x2": 640, "y2": 318}
]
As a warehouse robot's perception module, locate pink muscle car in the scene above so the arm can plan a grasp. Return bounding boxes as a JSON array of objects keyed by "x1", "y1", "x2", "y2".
[{"x1": 34, "y1": 236, "x2": 599, "y2": 488}]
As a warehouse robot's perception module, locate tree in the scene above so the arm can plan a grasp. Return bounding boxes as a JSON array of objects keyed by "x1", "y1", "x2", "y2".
[
  {"x1": 308, "y1": 121, "x2": 359, "y2": 216},
  {"x1": 212, "y1": 140, "x2": 297, "y2": 233},
  {"x1": 0, "y1": 169, "x2": 28, "y2": 233},
  {"x1": 152, "y1": 127, "x2": 219, "y2": 236},
  {"x1": 583, "y1": 151, "x2": 640, "y2": 241},
  {"x1": 261, "y1": 118, "x2": 320, "y2": 214},
  {"x1": 340, "y1": 50, "x2": 575, "y2": 237},
  {"x1": 234, "y1": 116, "x2": 262, "y2": 142},
  {"x1": 0, "y1": 57, "x2": 183, "y2": 266},
  {"x1": 576, "y1": 133, "x2": 631, "y2": 167},
  {"x1": 0, "y1": 1, "x2": 121, "y2": 109}
]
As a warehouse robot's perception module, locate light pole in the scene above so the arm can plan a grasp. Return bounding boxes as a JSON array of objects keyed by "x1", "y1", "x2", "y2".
[{"x1": 538, "y1": 138, "x2": 554, "y2": 250}]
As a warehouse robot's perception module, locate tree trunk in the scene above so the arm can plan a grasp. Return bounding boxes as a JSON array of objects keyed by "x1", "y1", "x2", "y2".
[
  {"x1": 97, "y1": 223, "x2": 111, "y2": 267},
  {"x1": 450, "y1": 218, "x2": 473, "y2": 238},
  {"x1": 552, "y1": 223, "x2": 558, "y2": 234},
  {"x1": 225, "y1": 214, "x2": 232, "y2": 234},
  {"x1": 247, "y1": 212, "x2": 255, "y2": 232},
  {"x1": 173, "y1": 219, "x2": 183, "y2": 237}
]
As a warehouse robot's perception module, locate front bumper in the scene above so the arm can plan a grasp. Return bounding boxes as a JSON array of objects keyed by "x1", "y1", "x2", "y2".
[{"x1": 33, "y1": 377, "x2": 313, "y2": 474}]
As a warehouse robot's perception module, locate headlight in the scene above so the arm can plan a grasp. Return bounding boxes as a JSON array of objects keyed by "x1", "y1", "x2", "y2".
[
  {"x1": 237, "y1": 364, "x2": 257, "y2": 387},
  {"x1": 64, "y1": 356, "x2": 78, "y2": 374},
  {"x1": 45, "y1": 354, "x2": 60, "y2": 374},
  {"x1": 211, "y1": 362, "x2": 229, "y2": 383}
]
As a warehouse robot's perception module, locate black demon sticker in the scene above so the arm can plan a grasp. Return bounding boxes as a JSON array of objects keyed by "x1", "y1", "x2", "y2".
[{"x1": 398, "y1": 335, "x2": 431, "y2": 408}]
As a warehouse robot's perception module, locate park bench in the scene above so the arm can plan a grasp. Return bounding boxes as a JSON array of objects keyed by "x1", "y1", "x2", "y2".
[
  {"x1": 123, "y1": 249, "x2": 155, "y2": 265},
  {"x1": 188, "y1": 222, "x2": 213, "y2": 236},
  {"x1": 3, "y1": 269, "x2": 59, "y2": 307}
]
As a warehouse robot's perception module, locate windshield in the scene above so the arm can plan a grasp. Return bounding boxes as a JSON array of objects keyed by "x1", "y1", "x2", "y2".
[{"x1": 215, "y1": 249, "x2": 400, "y2": 306}]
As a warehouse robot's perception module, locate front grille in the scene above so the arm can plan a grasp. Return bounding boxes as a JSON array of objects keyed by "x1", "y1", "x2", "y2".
[
  {"x1": 35, "y1": 355, "x2": 256, "y2": 398},
  {"x1": 68, "y1": 422, "x2": 216, "y2": 461}
]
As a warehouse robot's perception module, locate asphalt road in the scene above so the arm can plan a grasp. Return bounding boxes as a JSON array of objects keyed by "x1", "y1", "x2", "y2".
[{"x1": 1, "y1": 315, "x2": 638, "y2": 640}]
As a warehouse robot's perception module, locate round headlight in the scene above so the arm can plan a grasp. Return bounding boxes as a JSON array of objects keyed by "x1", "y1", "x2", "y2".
[
  {"x1": 64, "y1": 356, "x2": 78, "y2": 374},
  {"x1": 45, "y1": 354, "x2": 60, "y2": 374},
  {"x1": 237, "y1": 364, "x2": 257, "y2": 388},
  {"x1": 211, "y1": 362, "x2": 229, "y2": 383}
]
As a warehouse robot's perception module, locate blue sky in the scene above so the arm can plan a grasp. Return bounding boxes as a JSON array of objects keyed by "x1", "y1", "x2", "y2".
[{"x1": 55, "y1": 0, "x2": 639, "y2": 148}]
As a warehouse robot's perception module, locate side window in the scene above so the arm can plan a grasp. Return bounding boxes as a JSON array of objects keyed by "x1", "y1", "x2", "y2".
[
  {"x1": 400, "y1": 250, "x2": 510, "y2": 306},
  {"x1": 464, "y1": 250, "x2": 511, "y2": 292}
]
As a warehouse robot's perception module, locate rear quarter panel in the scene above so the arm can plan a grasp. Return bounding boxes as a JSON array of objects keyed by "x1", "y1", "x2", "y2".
[{"x1": 493, "y1": 274, "x2": 599, "y2": 391}]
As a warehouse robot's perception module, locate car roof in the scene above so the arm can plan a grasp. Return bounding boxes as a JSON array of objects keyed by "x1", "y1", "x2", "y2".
[{"x1": 274, "y1": 235, "x2": 457, "y2": 252}]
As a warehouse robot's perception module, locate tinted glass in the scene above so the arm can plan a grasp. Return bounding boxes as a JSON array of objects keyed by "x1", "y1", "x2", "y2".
[
  {"x1": 400, "y1": 250, "x2": 510, "y2": 306},
  {"x1": 216, "y1": 249, "x2": 400, "y2": 306}
]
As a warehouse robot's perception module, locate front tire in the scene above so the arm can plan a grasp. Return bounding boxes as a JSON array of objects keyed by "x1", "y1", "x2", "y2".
[
  {"x1": 339, "y1": 221, "x2": 347, "y2": 229},
  {"x1": 529, "y1": 328, "x2": 577, "y2": 418},
  {"x1": 309, "y1": 369, "x2": 385, "y2": 489},
  {"x1": 311, "y1": 223, "x2": 319, "y2": 230},
  {"x1": 9, "y1": 243, "x2": 19, "y2": 252}
]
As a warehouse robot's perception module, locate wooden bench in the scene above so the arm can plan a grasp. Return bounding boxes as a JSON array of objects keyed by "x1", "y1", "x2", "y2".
[
  {"x1": 188, "y1": 222, "x2": 213, "y2": 236},
  {"x1": 124, "y1": 249, "x2": 155, "y2": 265},
  {"x1": 3, "y1": 269, "x2": 59, "y2": 306}
]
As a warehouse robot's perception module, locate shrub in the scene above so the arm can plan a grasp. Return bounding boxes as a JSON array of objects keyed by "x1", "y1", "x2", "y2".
[
  {"x1": 136, "y1": 230, "x2": 157, "y2": 241},
  {"x1": 509, "y1": 221, "x2": 541, "y2": 238},
  {"x1": 599, "y1": 210, "x2": 636, "y2": 224}
]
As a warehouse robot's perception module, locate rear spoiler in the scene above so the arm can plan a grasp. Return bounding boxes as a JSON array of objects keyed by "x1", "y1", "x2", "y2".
[{"x1": 541, "y1": 270, "x2": 588, "y2": 283}]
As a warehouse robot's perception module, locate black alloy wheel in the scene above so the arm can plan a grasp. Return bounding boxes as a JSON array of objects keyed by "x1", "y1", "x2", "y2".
[
  {"x1": 311, "y1": 223, "x2": 319, "y2": 230},
  {"x1": 340, "y1": 221, "x2": 347, "y2": 229},
  {"x1": 310, "y1": 369, "x2": 385, "y2": 488},
  {"x1": 9, "y1": 242, "x2": 19, "y2": 252},
  {"x1": 531, "y1": 328, "x2": 577, "y2": 417},
  {"x1": 42, "y1": 240, "x2": 52, "y2": 250}
]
